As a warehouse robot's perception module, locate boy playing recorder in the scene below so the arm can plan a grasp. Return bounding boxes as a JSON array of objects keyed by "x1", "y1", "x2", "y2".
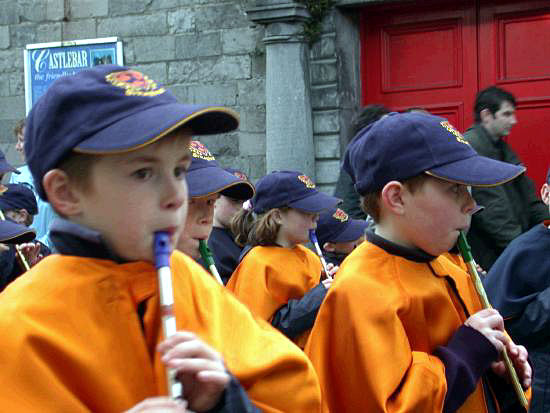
[
  {"x1": 0, "y1": 65, "x2": 321, "y2": 412},
  {"x1": 305, "y1": 112, "x2": 532, "y2": 413}
]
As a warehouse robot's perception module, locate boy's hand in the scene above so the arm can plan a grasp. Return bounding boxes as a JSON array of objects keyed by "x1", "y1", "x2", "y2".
[
  {"x1": 323, "y1": 263, "x2": 339, "y2": 279},
  {"x1": 491, "y1": 341, "x2": 532, "y2": 390},
  {"x1": 158, "y1": 332, "x2": 229, "y2": 412},
  {"x1": 464, "y1": 308, "x2": 507, "y2": 353},
  {"x1": 18, "y1": 242, "x2": 43, "y2": 266},
  {"x1": 0, "y1": 243, "x2": 8, "y2": 252},
  {"x1": 125, "y1": 397, "x2": 188, "y2": 412},
  {"x1": 322, "y1": 277, "x2": 333, "y2": 289}
]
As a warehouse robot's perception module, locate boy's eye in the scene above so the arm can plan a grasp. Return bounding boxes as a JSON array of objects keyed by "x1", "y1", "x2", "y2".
[
  {"x1": 174, "y1": 166, "x2": 187, "y2": 179},
  {"x1": 133, "y1": 168, "x2": 152, "y2": 180}
]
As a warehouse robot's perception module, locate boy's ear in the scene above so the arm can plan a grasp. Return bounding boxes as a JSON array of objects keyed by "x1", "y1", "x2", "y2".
[
  {"x1": 541, "y1": 183, "x2": 550, "y2": 206},
  {"x1": 323, "y1": 242, "x2": 335, "y2": 252},
  {"x1": 380, "y1": 181, "x2": 406, "y2": 216},
  {"x1": 42, "y1": 169, "x2": 82, "y2": 216}
]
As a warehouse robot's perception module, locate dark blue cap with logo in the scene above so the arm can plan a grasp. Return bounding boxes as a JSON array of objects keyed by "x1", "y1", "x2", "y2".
[
  {"x1": 0, "y1": 150, "x2": 19, "y2": 175},
  {"x1": 251, "y1": 170, "x2": 341, "y2": 214},
  {"x1": 186, "y1": 141, "x2": 254, "y2": 200},
  {"x1": 0, "y1": 184, "x2": 37, "y2": 215},
  {"x1": 25, "y1": 64, "x2": 240, "y2": 200},
  {"x1": 316, "y1": 207, "x2": 368, "y2": 246},
  {"x1": 0, "y1": 219, "x2": 35, "y2": 244},
  {"x1": 343, "y1": 112, "x2": 525, "y2": 195}
]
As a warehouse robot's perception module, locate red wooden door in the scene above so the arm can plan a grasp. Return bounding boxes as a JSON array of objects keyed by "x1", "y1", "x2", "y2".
[
  {"x1": 361, "y1": 0, "x2": 550, "y2": 190},
  {"x1": 478, "y1": 0, "x2": 550, "y2": 190}
]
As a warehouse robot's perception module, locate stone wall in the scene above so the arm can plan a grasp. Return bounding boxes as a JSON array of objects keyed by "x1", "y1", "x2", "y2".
[
  {"x1": 0, "y1": 0, "x2": 376, "y2": 191},
  {"x1": 0, "y1": 0, "x2": 268, "y2": 182}
]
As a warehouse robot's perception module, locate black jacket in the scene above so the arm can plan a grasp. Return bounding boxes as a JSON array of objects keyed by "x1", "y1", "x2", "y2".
[{"x1": 464, "y1": 123, "x2": 548, "y2": 270}]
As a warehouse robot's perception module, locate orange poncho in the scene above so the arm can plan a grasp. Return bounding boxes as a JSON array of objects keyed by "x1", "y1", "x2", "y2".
[
  {"x1": 0, "y1": 251, "x2": 321, "y2": 412},
  {"x1": 227, "y1": 245, "x2": 322, "y2": 348}
]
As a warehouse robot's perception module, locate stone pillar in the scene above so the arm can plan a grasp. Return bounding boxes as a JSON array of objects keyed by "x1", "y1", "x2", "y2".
[{"x1": 247, "y1": 2, "x2": 316, "y2": 179}]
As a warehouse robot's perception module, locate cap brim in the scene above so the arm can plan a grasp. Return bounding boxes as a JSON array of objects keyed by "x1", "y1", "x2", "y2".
[
  {"x1": 0, "y1": 220, "x2": 36, "y2": 243},
  {"x1": 289, "y1": 192, "x2": 341, "y2": 213},
  {"x1": 330, "y1": 219, "x2": 368, "y2": 243},
  {"x1": 74, "y1": 104, "x2": 239, "y2": 154},
  {"x1": 187, "y1": 166, "x2": 254, "y2": 200},
  {"x1": 426, "y1": 154, "x2": 525, "y2": 187}
]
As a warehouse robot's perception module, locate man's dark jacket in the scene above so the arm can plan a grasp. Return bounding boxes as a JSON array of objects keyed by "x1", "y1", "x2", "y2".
[{"x1": 464, "y1": 123, "x2": 549, "y2": 270}]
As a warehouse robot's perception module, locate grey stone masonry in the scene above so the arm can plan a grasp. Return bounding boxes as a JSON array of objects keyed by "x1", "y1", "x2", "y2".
[{"x1": 0, "y1": 0, "x2": 268, "y2": 181}]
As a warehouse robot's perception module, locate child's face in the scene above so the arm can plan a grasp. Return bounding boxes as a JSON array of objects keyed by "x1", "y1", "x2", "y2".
[
  {"x1": 277, "y1": 208, "x2": 319, "y2": 247},
  {"x1": 213, "y1": 195, "x2": 242, "y2": 228},
  {"x1": 325, "y1": 236, "x2": 365, "y2": 255},
  {"x1": 73, "y1": 132, "x2": 192, "y2": 262},
  {"x1": 177, "y1": 193, "x2": 219, "y2": 260},
  {"x1": 400, "y1": 177, "x2": 475, "y2": 256}
]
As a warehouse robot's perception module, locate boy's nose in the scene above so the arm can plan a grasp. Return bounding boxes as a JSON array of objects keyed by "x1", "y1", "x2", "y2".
[
  {"x1": 162, "y1": 178, "x2": 186, "y2": 210},
  {"x1": 463, "y1": 190, "x2": 476, "y2": 215}
]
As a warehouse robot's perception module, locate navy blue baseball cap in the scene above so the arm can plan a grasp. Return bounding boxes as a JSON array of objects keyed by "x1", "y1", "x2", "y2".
[
  {"x1": 186, "y1": 141, "x2": 254, "y2": 200},
  {"x1": 251, "y1": 170, "x2": 341, "y2": 214},
  {"x1": 0, "y1": 150, "x2": 19, "y2": 175},
  {"x1": 0, "y1": 219, "x2": 35, "y2": 244},
  {"x1": 343, "y1": 112, "x2": 525, "y2": 195},
  {"x1": 316, "y1": 207, "x2": 368, "y2": 246},
  {"x1": 0, "y1": 184, "x2": 37, "y2": 215},
  {"x1": 25, "y1": 65, "x2": 240, "y2": 200}
]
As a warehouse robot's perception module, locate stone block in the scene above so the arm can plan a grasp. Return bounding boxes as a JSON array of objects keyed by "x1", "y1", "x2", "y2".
[
  {"x1": 69, "y1": 0, "x2": 109, "y2": 18},
  {"x1": 222, "y1": 27, "x2": 262, "y2": 55},
  {"x1": 109, "y1": 0, "x2": 150, "y2": 16},
  {"x1": 194, "y1": 3, "x2": 248, "y2": 30},
  {"x1": 98, "y1": 14, "x2": 167, "y2": 37},
  {"x1": 314, "y1": 134, "x2": 340, "y2": 159},
  {"x1": 313, "y1": 110, "x2": 339, "y2": 134},
  {"x1": 9, "y1": 71, "x2": 24, "y2": 96},
  {"x1": 62, "y1": 19, "x2": 96, "y2": 40},
  {"x1": 237, "y1": 79, "x2": 265, "y2": 106},
  {"x1": 175, "y1": 32, "x2": 221, "y2": 59},
  {"x1": 17, "y1": 0, "x2": 47, "y2": 22},
  {"x1": 0, "y1": 96, "x2": 25, "y2": 120},
  {"x1": 239, "y1": 106, "x2": 265, "y2": 133},
  {"x1": 0, "y1": 26, "x2": 9, "y2": 49},
  {"x1": 132, "y1": 63, "x2": 167, "y2": 84},
  {"x1": 0, "y1": 1, "x2": 19, "y2": 25},
  {"x1": 238, "y1": 131, "x2": 265, "y2": 156},
  {"x1": 198, "y1": 132, "x2": 239, "y2": 157},
  {"x1": 185, "y1": 83, "x2": 238, "y2": 105},
  {"x1": 122, "y1": 39, "x2": 135, "y2": 64},
  {"x1": 310, "y1": 59, "x2": 337, "y2": 84},
  {"x1": 310, "y1": 34, "x2": 335, "y2": 59},
  {"x1": 320, "y1": 9, "x2": 336, "y2": 34},
  {"x1": 167, "y1": 9, "x2": 195, "y2": 34},
  {"x1": 134, "y1": 36, "x2": 175, "y2": 63},
  {"x1": 11, "y1": 24, "x2": 37, "y2": 47},
  {"x1": 311, "y1": 84, "x2": 339, "y2": 109},
  {"x1": 0, "y1": 77, "x2": 9, "y2": 97},
  {"x1": 150, "y1": 0, "x2": 180, "y2": 10},
  {"x1": 246, "y1": 155, "x2": 266, "y2": 181},
  {"x1": 36, "y1": 23, "x2": 62, "y2": 43},
  {"x1": 0, "y1": 119, "x2": 17, "y2": 144},
  {"x1": 0, "y1": 50, "x2": 19, "y2": 72},
  {"x1": 169, "y1": 55, "x2": 251, "y2": 83},
  {"x1": 46, "y1": 0, "x2": 66, "y2": 21},
  {"x1": 250, "y1": 48, "x2": 266, "y2": 77},
  {"x1": 315, "y1": 159, "x2": 340, "y2": 184}
]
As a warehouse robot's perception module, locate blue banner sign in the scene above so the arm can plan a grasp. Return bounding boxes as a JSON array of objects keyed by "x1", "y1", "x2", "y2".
[{"x1": 24, "y1": 37, "x2": 123, "y2": 112}]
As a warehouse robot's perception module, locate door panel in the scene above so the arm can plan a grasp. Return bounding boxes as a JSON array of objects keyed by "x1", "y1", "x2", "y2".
[
  {"x1": 362, "y1": 1, "x2": 477, "y2": 131},
  {"x1": 479, "y1": 0, "x2": 550, "y2": 189},
  {"x1": 361, "y1": 0, "x2": 550, "y2": 190}
]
